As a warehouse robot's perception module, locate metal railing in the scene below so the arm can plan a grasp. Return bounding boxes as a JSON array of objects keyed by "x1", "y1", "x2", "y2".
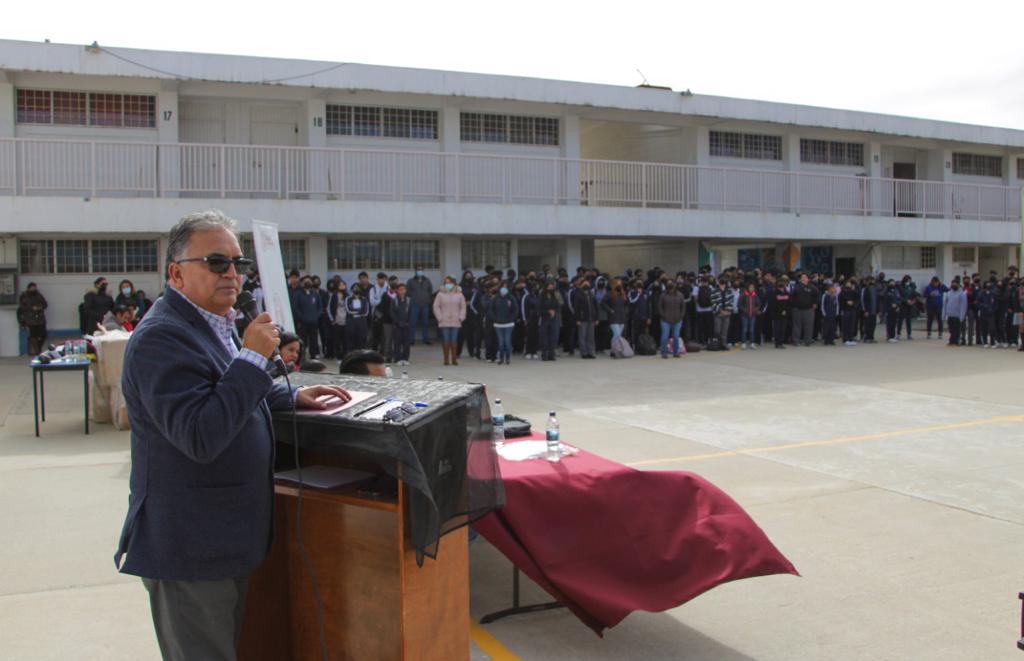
[{"x1": 0, "y1": 138, "x2": 1019, "y2": 222}]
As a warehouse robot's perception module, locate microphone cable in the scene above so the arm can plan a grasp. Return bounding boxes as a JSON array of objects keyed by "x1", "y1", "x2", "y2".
[{"x1": 281, "y1": 367, "x2": 329, "y2": 661}]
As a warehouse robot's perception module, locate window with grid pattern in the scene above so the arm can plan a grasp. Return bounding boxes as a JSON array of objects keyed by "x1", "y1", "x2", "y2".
[
  {"x1": 327, "y1": 240, "x2": 354, "y2": 270},
  {"x1": 16, "y1": 90, "x2": 51, "y2": 124},
  {"x1": 326, "y1": 105, "x2": 353, "y2": 136},
  {"x1": 710, "y1": 131, "x2": 781, "y2": 160},
  {"x1": 952, "y1": 246, "x2": 975, "y2": 263},
  {"x1": 1017, "y1": 158, "x2": 1024, "y2": 179},
  {"x1": 123, "y1": 95, "x2": 156, "y2": 128},
  {"x1": 919, "y1": 247, "x2": 936, "y2": 269},
  {"x1": 124, "y1": 240, "x2": 159, "y2": 272},
  {"x1": 352, "y1": 106, "x2": 381, "y2": 137},
  {"x1": 383, "y1": 108, "x2": 410, "y2": 138},
  {"x1": 409, "y1": 240, "x2": 440, "y2": 269},
  {"x1": 462, "y1": 240, "x2": 511, "y2": 270},
  {"x1": 461, "y1": 113, "x2": 559, "y2": 146},
  {"x1": 952, "y1": 153, "x2": 1002, "y2": 177},
  {"x1": 799, "y1": 139, "x2": 864, "y2": 166},
  {"x1": 280, "y1": 239, "x2": 307, "y2": 272},
  {"x1": 91, "y1": 240, "x2": 126, "y2": 273},
  {"x1": 385, "y1": 241, "x2": 413, "y2": 270},
  {"x1": 53, "y1": 91, "x2": 87, "y2": 126},
  {"x1": 55, "y1": 240, "x2": 89, "y2": 273},
  {"x1": 90, "y1": 93, "x2": 123, "y2": 127},
  {"x1": 19, "y1": 240, "x2": 54, "y2": 274},
  {"x1": 353, "y1": 240, "x2": 382, "y2": 270},
  {"x1": 326, "y1": 105, "x2": 437, "y2": 140}
]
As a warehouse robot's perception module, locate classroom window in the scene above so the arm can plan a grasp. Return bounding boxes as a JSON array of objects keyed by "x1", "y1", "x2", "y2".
[
  {"x1": 91, "y1": 240, "x2": 126, "y2": 272},
  {"x1": 800, "y1": 139, "x2": 864, "y2": 166},
  {"x1": 55, "y1": 240, "x2": 90, "y2": 273},
  {"x1": 19, "y1": 240, "x2": 54, "y2": 274},
  {"x1": 952, "y1": 246, "x2": 975, "y2": 263},
  {"x1": 462, "y1": 240, "x2": 511, "y2": 270},
  {"x1": 460, "y1": 112, "x2": 560, "y2": 146},
  {"x1": 710, "y1": 131, "x2": 782, "y2": 160},
  {"x1": 325, "y1": 104, "x2": 437, "y2": 140},
  {"x1": 919, "y1": 247, "x2": 936, "y2": 270},
  {"x1": 16, "y1": 89, "x2": 156, "y2": 128},
  {"x1": 952, "y1": 153, "x2": 1002, "y2": 177}
]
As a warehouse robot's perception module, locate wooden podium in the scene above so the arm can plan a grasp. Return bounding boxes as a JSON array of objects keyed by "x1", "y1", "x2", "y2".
[{"x1": 238, "y1": 480, "x2": 469, "y2": 661}]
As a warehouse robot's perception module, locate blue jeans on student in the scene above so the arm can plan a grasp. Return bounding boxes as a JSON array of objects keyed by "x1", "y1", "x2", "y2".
[
  {"x1": 409, "y1": 303, "x2": 430, "y2": 344},
  {"x1": 610, "y1": 323, "x2": 624, "y2": 340},
  {"x1": 495, "y1": 326, "x2": 513, "y2": 362},
  {"x1": 741, "y1": 316, "x2": 756, "y2": 344},
  {"x1": 660, "y1": 320, "x2": 682, "y2": 356},
  {"x1": 440, "y1": 327, "x2": 458, "y2": 343}
]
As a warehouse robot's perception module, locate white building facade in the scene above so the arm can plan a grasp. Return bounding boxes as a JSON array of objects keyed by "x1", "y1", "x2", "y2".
[{"x1": 1, "y1": 39, "x2": 1022, "y2": 346}]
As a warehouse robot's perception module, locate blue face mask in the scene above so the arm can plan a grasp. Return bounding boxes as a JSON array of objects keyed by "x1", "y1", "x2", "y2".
[
  {"x1": 500, "y1": 287, "x2": 509, "y2": 296},
  {"x1": 416, "y1": 271, "x2": 424, "y2": 278},
  {"x1": 445, "y1": 283, "x2": 454, "y2": 291}
]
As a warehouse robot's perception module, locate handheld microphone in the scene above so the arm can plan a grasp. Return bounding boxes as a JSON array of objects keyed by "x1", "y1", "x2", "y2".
[{"x1": 234, "y1": 291, "x2": 288, "y2": 375}]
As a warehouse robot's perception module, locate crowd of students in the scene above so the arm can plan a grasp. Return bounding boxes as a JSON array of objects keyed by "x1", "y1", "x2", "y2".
[{"x1": 254, "y1": 262, "x2": 1024, "y2": 367}]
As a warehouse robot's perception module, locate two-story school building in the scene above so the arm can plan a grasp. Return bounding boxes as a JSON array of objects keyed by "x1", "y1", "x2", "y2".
[{"x1": 0, "y1": 38, "x2": 1022, "y2": 348}]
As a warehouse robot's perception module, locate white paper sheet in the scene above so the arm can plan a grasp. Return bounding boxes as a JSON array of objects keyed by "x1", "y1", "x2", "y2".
[{"x1": 311, "y1": 390, "x2": 377, "y2": 415}]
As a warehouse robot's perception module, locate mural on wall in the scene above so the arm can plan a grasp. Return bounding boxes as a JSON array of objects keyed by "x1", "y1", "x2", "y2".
[
  {"x1": 802, "y1": 246, "x2": 834, "y2": 274},
  {"x1": 737, "y1": 248, "x2": 780, "y2": 272}
]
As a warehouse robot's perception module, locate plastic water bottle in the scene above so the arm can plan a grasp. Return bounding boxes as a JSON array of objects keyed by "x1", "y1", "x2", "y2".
[
  {"x1": 491, "y1": 398, "x2": 505, "y2": 449},
  {"x1": 401, "y1": 370, "x2": 409, "y2": 380},
  {"x1": 546, "y1": 411, "x2": 560, "y2": 462}
]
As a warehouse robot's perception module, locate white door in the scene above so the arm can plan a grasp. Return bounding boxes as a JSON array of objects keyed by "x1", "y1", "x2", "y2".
[
  {"x1": 178, "y1": 101, "x2": 227, "y2": 193},
  {"x1": 250, "y1": 104, "x2": 301, "y2": 195}
]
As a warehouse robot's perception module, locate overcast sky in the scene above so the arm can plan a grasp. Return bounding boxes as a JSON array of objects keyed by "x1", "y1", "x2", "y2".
[{"x1": 6, "y1": 0, "x2": 1024, "y2": 129}]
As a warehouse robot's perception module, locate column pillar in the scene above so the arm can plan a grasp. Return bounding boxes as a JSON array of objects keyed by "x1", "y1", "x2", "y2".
[
  {"x1": 441, "y1": 237, "x2": 462, "y2": 278},
  {"x1": 561, "y1": 238, "x2": 582, "y2": 274},
  {"x1": 305, "y1": 98, "x2": 327, "y2": 198},
  {"x1": 0, "y1": 72, "x2": 14, "y2": 137},
  {"x1": 157, "y1": 85, "x2": 179, "y2": 197},
  {"x1": 307, "y1": 236, "x2": 327, "y2": 278},
  {"x1": 441, "y1": 106, "x2": 461, "y2": 201},
  {"x1": 938, "y1": 244, "x2": 954, "y2": 283}
]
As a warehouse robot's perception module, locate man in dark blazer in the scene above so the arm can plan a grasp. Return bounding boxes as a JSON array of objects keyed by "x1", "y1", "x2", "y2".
[{"x1": 114, "y1": 210, "x2": 348, "y2": 661}]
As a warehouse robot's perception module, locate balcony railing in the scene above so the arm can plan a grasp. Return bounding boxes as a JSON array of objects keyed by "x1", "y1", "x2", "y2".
[{"x1": 0, "y1": 138, "x2": 1020, "y2": 222}]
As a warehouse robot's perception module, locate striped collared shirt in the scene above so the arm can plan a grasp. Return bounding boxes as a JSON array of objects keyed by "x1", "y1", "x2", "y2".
[{"x1": 172, "y1": 288, "x2": 269, "y2": 371}]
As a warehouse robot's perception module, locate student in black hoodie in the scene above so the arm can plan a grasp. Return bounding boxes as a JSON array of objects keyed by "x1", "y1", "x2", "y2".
[
  {"x1": 539, "y1": 282, "x2": 561, "y2": 361},
  {"x1": 766, "y1": 278, "x2": 792, "y2": 349},
  {"x1": 860, "y1": 276, "x2": 879, "y2": 343},
  {"x1": 574, "y1": 281, "x2": 599, "y2": 359},
  {"x1": 882, "y1": 280, "x2": 902, "y2": 342},
  {"x1": 520, "y1": 281, "x2": 541, "y2": 360},
  {"x1": 627, "y1": 280, "x2": 651, "y2": 345},
  {"x1": 839, "y1": 280, "x2": 860, "y2": 346},
  {"x1": 458, "y1": 271, "x2": 482, "y2": 359}
]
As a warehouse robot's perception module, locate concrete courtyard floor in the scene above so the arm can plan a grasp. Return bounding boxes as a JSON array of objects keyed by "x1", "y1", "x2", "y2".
[{"x1": 1, "y1": 336, "x2": 1022, "y2": 660}]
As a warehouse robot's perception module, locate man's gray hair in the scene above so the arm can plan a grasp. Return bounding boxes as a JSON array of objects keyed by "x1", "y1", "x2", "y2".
[{"x1": 166, "y1": 210, "x2": 239, "y2": 267}]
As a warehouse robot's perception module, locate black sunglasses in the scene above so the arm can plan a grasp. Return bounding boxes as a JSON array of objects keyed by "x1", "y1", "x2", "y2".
[{"x1": 176, "y1": 254, "x2": 253, "y2": 274}]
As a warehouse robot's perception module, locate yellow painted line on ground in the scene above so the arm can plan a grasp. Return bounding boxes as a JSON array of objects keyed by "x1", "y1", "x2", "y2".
[
  {"x1": 470, "y1": 620, "x2": 523, "y2": 661},
  {"x1": 627, "y1": 415, "x2": 1024, "y2": 468}
]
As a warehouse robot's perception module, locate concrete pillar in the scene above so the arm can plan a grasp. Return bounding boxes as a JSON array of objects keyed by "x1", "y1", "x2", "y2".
[
  {"x1": 305, "y1": 98, "x2": 326, "y2": 148},
  {"x1": 307, "y1": 235, "x2": 327, "y2": 278},
  {"x1": 561, "y1": 115, "x2": 580, "y2": 160},
  {"x1": 157, "y1": 86, "x2": 179, "y2": 197},
  {"x1": 580, "y1": 238, "x2": 595, "y2": 268},
  {"x1": 1004, "y1": 154, "x2": 1020, "y2": 186},
  {"x1": 867, "y1": 141, "x2": 883, "y2": 178},
  {"x1": 693, "y1": 126, "x2": 710, "y2": 166},
  {"x1": 441, "y1": 237, "x2": 462, "y2": 278},
  {"x1": 783, "y1": 134, "x2": 801, "y2": 172},
  {"x1": 561, "y1": 238, "x2": 582, "y2": 274},
  {"x1": 0, "y1": 72, "x2": 14, "y2": 137},
  {"x1": 938, "y1": 244, "x2": 955, "y2": 283},
  {"x1": 0, "y1": 233, "x2": 20, "y2": 355},
  {"x1": 441, "y1": 107, "x2": 461, "y2": 154},
  {"x1": 1009, "y1": 246, "x2": 1019, "y2": 270}
]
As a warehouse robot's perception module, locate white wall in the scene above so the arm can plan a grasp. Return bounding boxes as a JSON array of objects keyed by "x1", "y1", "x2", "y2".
[{"x1": 594, "y1": 239, "x2": 700, "y2": 275}]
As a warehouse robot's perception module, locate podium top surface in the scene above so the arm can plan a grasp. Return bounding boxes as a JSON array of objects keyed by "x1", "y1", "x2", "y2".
[{"x1": 277, "y1": 373, "x2": 484, "y2": 433}]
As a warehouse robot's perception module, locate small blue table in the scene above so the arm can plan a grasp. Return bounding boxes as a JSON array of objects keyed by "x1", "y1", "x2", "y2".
[{"x1": 30, "y1": 359, "x2": 90, "y2": 437}]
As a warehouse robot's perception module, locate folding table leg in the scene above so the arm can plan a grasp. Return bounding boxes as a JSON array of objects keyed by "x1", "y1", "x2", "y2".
[
  {"x1": 479, "y1": 567, "x2": 565, "y2": 624},
  {"x1": 39, "y1": 370, "x2": 45, "y2": 421},
  {"x1": 32, "y1": 368, "x2": 39, "y2": 437},
  {"x1": 83, "y1": 367, "x2": 90, "y2": 435}
]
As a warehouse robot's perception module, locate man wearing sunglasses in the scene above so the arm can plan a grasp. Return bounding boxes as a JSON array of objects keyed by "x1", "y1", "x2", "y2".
[{"x1": 113, "y1": 210, "x2": 350, "y2": 661}]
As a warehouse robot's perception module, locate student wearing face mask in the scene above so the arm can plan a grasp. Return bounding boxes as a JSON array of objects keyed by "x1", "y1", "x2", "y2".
[
  {"x1": 839, "y1": 281, "x2": 860, "y2": 346},
  {"x1": 511, "y1": 281, "x2": 528, "y2": 356},
  {"x1": 459, "y1": 271, "x2": 482, "y2": 360},
  {"x1": 406, "y1": 267, "x2": 434, "y2": 346},
  {"x1": 488, "y1": 284, "x2": 518, "y2": 365},
  {"x1": 116, "y1": 280, "x2": 138, "y2": 310},
  {"x1": 539, "y1": 282, "x2": 561, "y2": 361},
  {"x1": 295, "y1": 277, "x2": 323, "y2": 358},
  {"x1": 520, "y1": 282, "x2": 541, "y2": 360},
  {"x1": 327, "y1": 279, "x2": 348, "y2": 359},
  {"x1": 882, "y1": 280, "x2": 902, "y2": 342},
  {"x1": 942, "y1": 278, "x2": 967, "y2": 346},
  {"x1": 433, "y1": 276, "x2": 467, "y2": 366},
  {"x1": 345, "y1": 284, "x2": 370, "y2": 351},
  {"x1": 574, "y1": 280, "x2": 599, "y2": 359},
  {"x1": 593, "y1": 276, "x2": 611, "y2": 353},
  {"x1": 627, "y1": 280, "x2": 650, "y2": 346},
  {"x1": 391, "y1": 283, "x2": 412, "y2": 365}
]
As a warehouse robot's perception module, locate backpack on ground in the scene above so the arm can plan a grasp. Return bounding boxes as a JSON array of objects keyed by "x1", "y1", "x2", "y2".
[
  {"x1": 635, "y1": 333, "x2": 658, "y2": 355},
  {"x1": 705, "y1": 337, "x2": 726, "y2": 351},
  {"x1": 697, "y1": 285, "x2": 712, "y2": 308},
  {"x1": 611, "y1": 335, "x2": 634, "y2": 358},
  {"x1": 685, "y1": 341, "x2": 702, "y2": 353}
]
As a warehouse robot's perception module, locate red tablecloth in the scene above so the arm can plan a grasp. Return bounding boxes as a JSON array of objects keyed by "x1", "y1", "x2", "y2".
[{"x1": 474, "y1": 434, "x2": 798, "y2": 636}]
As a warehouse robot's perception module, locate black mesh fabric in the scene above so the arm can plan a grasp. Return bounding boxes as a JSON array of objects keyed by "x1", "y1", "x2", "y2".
[{"x1": 273, "y1": 373, "x2": 504, "y2": 564}]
